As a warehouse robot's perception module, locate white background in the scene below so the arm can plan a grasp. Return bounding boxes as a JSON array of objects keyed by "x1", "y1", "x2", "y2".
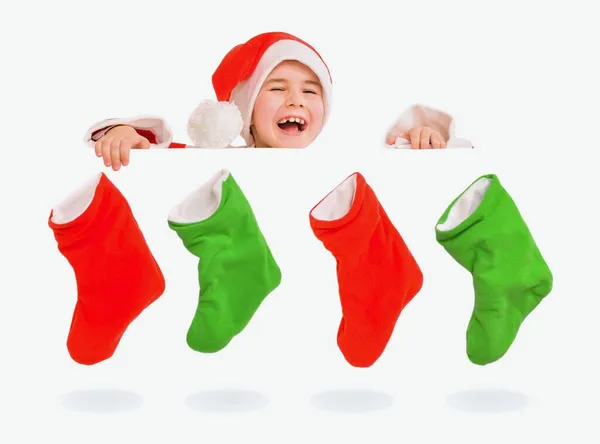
[{"x1": 1, "y1": 0, "x2": 599, "y2": 442}]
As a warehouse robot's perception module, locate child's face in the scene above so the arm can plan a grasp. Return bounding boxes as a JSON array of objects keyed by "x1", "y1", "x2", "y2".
[{"x1": 250, "y1": 60, "x2": 325, "y2": 148}]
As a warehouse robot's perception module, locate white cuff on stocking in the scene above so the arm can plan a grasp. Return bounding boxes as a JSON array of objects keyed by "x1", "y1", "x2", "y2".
[{"x1": 168, "y1": 170, "x2": 231, "y2": 224}]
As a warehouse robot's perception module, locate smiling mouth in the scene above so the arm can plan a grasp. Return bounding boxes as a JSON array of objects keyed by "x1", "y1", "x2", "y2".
[{"x1": 277, "y1": 117, "x2": 307, "y2": 134}]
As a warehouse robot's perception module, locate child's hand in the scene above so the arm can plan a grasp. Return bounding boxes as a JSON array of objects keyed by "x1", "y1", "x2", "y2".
[
  {"x1": 386, "y1": 126, "x2": 447, "y2": 149},
  {"x1": 94, "y1": 125, "x2": 150, "y2": 171}
]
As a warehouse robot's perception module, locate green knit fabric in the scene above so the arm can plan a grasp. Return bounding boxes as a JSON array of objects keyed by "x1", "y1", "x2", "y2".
[
  {"x1": 168, "y1": 174, "x2": 282, "y2": 353},
  {"x1": 435, "y1": 174, "x2": 553, "y2": 365}
]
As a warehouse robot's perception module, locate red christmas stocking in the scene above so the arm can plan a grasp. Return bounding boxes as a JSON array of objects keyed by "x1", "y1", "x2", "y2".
[
  {"x1": 48, "y1": 173, "x2": 165, "y2": 365},
  {"x1": 310, "y1": 172, "x2": 423, "y2": 367}
]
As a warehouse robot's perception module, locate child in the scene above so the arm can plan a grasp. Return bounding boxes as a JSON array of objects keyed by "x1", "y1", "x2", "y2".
[
  {"x1": 86, "y1": 32, "x2": 472, "y2": 172},
  {"x1": 384, "y1": 104, "x2": 474, "y2": 149},
  {"x1": 85, "y1": 32, "x2": 334, "y2": 170}
]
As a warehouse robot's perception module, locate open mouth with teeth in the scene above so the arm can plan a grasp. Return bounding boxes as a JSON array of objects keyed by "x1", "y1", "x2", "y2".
[{"x1": 277, "y1": 117, "x2": 307, "y2": 134}]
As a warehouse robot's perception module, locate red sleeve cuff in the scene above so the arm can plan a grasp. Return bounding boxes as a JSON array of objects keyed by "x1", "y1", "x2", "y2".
[
  {"x1": 134, "y1": 128, "x2": 157, "y2": 144},
  {"x1": 90, "y1": 125, "x2": 180, "y2": 147},
  {"x1": 91, "y1": 125, "x2": 119, "y2": 141}
]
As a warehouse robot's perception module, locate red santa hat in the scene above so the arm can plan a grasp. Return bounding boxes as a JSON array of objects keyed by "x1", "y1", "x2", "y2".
[{"x1": 187, "y1": 32, "x2": 333, "y2": 148}]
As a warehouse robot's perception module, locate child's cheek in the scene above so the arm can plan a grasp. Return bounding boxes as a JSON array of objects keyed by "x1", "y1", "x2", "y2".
[
  {"x1": 310, "y1": 94, "x2": 325, "y2": 108},
  {"x1": 308, "y1": 96, "x2": 325, "y2": 121}
]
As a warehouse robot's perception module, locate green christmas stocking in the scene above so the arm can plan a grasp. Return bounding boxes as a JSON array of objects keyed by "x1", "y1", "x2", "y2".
[
  {"x1": 168, "y1": 170, "x2": 282, "y2": 353},
  {"x1": 435, "y1": 174, "x2": 553, "y2": 365}
]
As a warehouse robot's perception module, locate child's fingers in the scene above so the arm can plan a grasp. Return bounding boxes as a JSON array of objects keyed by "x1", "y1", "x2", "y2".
[
  {"x1": 110, "y1": 139, "x2": 122, "y2": 171},
  {"x1": 420, "y1": 127, "x2": 432, "y2": 149},
  {"x1": 439, "y1": 134, "x2": 446, "y2": 148},
  {"x1": 432, "y1": 132, "x2": 443, "y2": 148},
  {"x1": 409, "y1": 127, "x2": 422, "y2": 149},
  {"x1": 434, "y1": 132, "x2": 447, "y2": 148},
  {"x1": 102, "y1": 139, "x2": 112, "y2": 167},
  {"x1": 120, "y1": 139, "x2": 132, "y2": 166},
  {"x1": 94, "y1": 140, "x2": 103, "y2": 157},
  {"x1": 385, "y1": 129, "x2": 405, "y2": 145}
]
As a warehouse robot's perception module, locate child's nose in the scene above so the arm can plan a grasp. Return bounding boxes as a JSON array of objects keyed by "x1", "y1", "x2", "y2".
[{"x1": 286, "y1": 90, "x2": 305, "y2": 107}]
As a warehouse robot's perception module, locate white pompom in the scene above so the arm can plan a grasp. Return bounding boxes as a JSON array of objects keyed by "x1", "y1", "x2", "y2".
[{"x1": 187, "y1": 100, "x2": 243, "y2": 148}]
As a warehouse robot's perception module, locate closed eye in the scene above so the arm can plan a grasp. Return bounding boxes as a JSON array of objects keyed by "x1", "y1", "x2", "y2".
[
  {"x1": 270, "y1": 88, "x2": 284, "y2": 91},
  {"x1": 304, "y1": 90, "x2": 317, "y2": 94}
]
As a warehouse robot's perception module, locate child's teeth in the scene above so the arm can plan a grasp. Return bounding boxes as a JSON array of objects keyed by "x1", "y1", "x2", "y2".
[{"x1": 278, "y1": 117, "x2": 305, "y2": 125}]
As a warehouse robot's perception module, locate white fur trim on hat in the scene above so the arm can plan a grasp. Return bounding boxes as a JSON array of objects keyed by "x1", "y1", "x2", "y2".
[{"x1": 229, "y1": 39, "x2": 332, "y2": 147}]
